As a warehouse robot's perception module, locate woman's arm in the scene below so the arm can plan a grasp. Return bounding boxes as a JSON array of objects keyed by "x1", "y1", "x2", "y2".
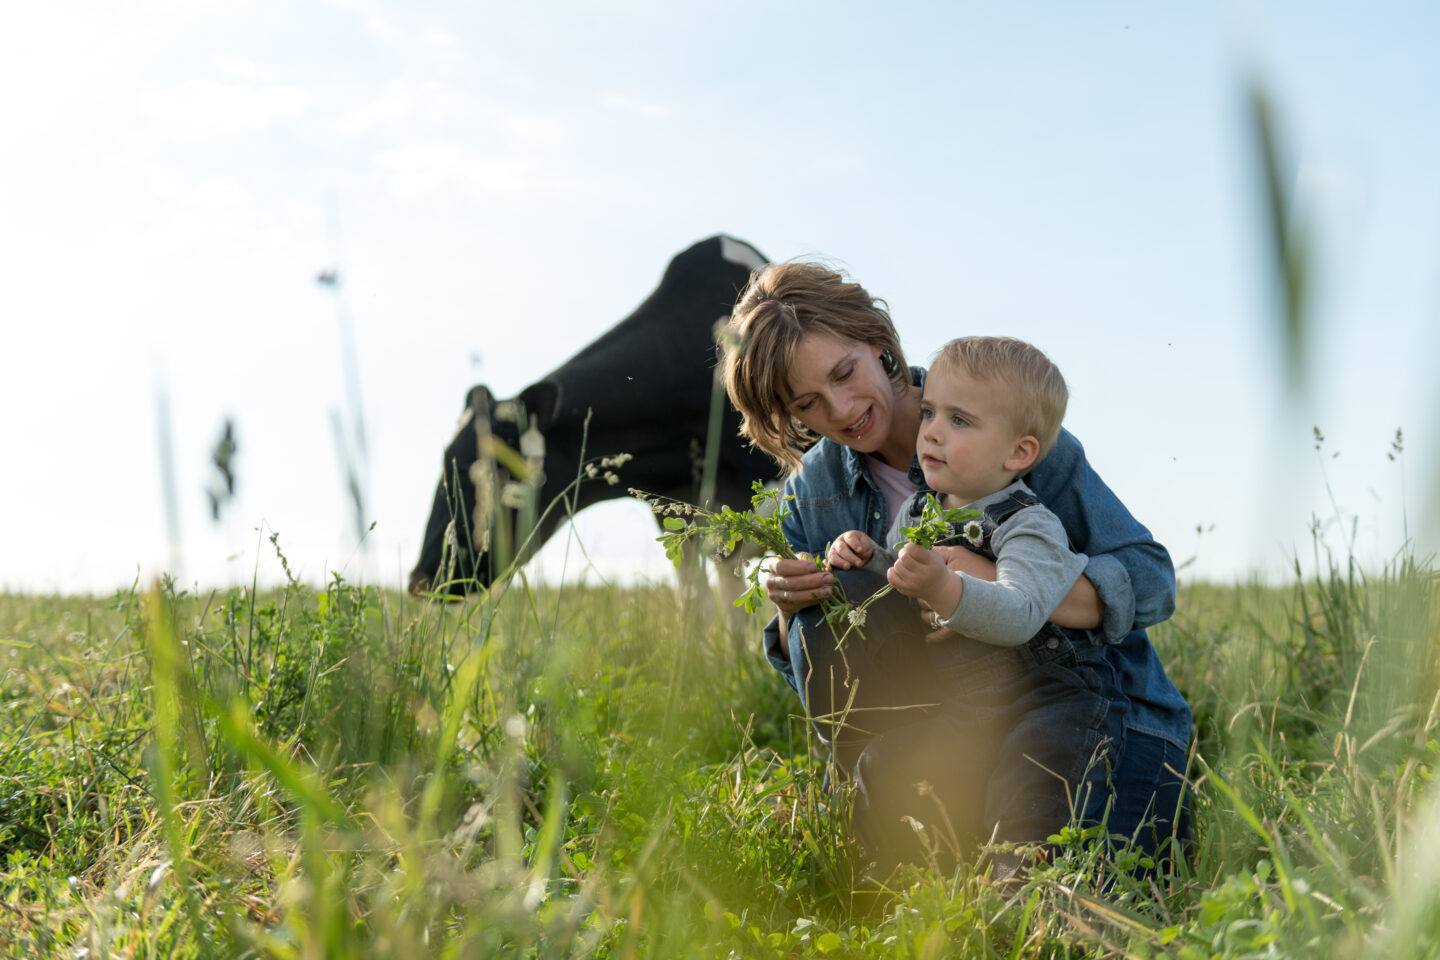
[
  {"x1": 759, "y1": 474, "x2": 835, "y2": 689},
  {"x1": 1024, "y1": 428, "x2": 1176, "y2": 639}
]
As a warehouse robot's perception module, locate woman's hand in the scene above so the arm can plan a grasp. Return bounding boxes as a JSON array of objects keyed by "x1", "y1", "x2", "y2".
[
  {"x1": 825, "y1": 530, "x2": 874, "y2": 570},
  {"x1": 764, "y1": 554, "x2": 834, "y2": 616}
]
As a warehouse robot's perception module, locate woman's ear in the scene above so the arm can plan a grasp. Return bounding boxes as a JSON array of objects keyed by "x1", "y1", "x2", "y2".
[{"x1": 1005, "y1": 435, "x2": 1041, "y2": 474}]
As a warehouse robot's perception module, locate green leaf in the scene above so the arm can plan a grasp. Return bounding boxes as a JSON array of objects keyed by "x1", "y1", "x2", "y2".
[
  {"x1": 815, "y1": 931, "x2": 842, "y2": 954},
  {"x1": 662, "y1": 516, "x2": 686, "y2": 531}
]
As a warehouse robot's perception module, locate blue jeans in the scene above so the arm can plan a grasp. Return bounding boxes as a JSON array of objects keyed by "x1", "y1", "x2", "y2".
[
  {"x1": 1104, "y1": 727, "x2": 1192, "y2": 856},
  {"x1": 791, "y1": 569, "x2": 1189, "y2": 868}
]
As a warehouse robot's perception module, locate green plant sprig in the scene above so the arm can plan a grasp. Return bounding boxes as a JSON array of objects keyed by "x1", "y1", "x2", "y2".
[
  {"x1": 897, "y1": 493, "x2": 982, "y2": 550},
  {"x1": 632, "y1": 482, "x2": 868, "y2": 631}
]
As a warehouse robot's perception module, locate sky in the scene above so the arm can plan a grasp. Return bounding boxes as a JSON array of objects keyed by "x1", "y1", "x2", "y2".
[{"x1": 2, "y1": 1, "x2": 1437, "y2": 595}]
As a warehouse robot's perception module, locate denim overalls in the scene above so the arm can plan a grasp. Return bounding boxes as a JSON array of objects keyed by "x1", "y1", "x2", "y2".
[{"x1": 793, "y1": 488, "x2": 1123, "y2": 855}]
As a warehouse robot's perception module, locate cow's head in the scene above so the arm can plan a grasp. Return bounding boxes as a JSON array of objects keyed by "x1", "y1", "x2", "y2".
[{"x1": 408, "y1": 380, "x2": 570, "y2": 595}]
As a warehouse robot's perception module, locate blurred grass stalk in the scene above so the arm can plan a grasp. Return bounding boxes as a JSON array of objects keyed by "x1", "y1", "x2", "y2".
[
  {"x1": 1235, "y1": 74, "x2": 1440, "y2": 956},
  {"x1": 142, "y1": 582, "x2": 210, "y2": 955}
]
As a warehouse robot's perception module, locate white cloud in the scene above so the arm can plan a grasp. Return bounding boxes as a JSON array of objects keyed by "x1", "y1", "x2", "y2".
[
  {"x1": 146, "y1": 77, "x2": 314, "y2": 134},
  {"x1": 144, "y1": 168, "x2": 254, "y2": 215},
  {"x1": 600, "y1": 92, "x2": 669, "y2": 119},
  {"x1": 421, "y1": 29, "x2": 459, "y2": 49},
  {"x1": 209, "y1": 53, "x2": 277, "y2": 83},
  {"x1": 330, "y1": 76, "x2": 470, "y2": 137},
  {"x1": 363, "y1": 11, "x2": 403, "y2": 45},
  {"x1": 373, "y1": 139, "x2": 586, "y2": 198}
]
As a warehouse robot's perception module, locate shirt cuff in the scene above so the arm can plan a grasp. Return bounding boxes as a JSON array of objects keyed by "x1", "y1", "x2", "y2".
[
  {"x1": 762, "y1": 614, "x2": 801, "y2": 694},
  {"x1": 1084, "y1": 553, "x2": 1135, "y2": 643},
  {"x1": 940, "y1": 573, "x2": 1035, "y2": 647}
]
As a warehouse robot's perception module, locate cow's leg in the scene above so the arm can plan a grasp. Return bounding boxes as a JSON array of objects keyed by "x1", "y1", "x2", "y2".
[
  {"x1": 671, "y1": 537, "x2": 761, "y2": 644},
  {"x1": 667, "y1": 467, "x2": 780, "y2": 641}
]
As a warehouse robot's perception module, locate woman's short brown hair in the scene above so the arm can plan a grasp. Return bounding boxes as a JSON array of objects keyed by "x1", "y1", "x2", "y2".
[{"x1": 721, "y1": 261, "x2": 908, "y2": 473}]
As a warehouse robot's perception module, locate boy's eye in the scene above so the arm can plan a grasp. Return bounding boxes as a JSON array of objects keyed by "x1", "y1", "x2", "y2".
[
  {"x1": 951, "y1": 415, "x2": 968, "y2": 427},
  {"x1": 919, "y1": 407, "x2": 933, "y2": 420}
]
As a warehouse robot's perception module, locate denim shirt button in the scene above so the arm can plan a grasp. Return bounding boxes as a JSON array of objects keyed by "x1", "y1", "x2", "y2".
[
  {"x1": 872, "y1": 511, "x2": 881, "y2": 520},
  {"x1": 1045, "y1": 638, "x2": 1059, "y2": 650}
]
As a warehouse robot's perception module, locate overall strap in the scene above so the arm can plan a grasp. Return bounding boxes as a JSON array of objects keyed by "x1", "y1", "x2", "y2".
[
  {"x1": 981, "y1": 489, "x2": 1042, "y2": 529},
  {"x1": 977, "y1": 489, "x2": 1101, "y2": 662}
]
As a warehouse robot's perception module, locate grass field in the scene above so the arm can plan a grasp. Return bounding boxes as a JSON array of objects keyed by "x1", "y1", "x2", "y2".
[{"x1": 1, "y1": 530, "x2": 1437, "y2": 958}]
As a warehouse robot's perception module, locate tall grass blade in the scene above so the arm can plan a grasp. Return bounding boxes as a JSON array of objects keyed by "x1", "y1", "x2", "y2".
[
  {"x1": 1246, "y1": 77, "x2": 1310, "y2": 396},
  {"x1": 142, "y1": 582, "x2": 212, "y2": 957}
]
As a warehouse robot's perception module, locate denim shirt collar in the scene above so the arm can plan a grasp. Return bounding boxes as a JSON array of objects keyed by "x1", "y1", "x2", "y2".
[{"x1": 839, "y1": 365, "x2": 930, "y2": 493}]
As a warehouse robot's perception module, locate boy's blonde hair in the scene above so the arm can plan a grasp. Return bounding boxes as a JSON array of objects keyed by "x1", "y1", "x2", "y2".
[
  {"x1": 723, "y1": 261, "x2": 909, "y2": 473},
  {"x1": 932, "y1": 336, "x2": 1068, "y2": 459}
]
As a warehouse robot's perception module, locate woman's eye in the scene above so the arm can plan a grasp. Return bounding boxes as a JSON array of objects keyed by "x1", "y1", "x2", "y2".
[{"x1": 835, "y1": 366, "x2": 853, "y2": 382}]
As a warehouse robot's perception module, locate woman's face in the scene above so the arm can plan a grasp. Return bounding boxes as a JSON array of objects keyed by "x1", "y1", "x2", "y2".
[{"x1": 784, "y1": 332, "x2": 896, "y2": 453}]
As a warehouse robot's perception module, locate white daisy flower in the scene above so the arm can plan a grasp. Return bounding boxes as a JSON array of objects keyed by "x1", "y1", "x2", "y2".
[{"x1": 963, "y1": 520, "x2": 984, "y2": 547}]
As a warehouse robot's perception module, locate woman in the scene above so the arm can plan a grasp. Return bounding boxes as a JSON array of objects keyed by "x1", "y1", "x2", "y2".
[{"x1": 721, "y1": 260, "x2": 1191, "y2": 871}]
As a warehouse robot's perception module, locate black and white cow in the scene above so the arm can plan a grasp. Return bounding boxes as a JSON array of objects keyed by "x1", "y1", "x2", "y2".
[{"x1": 409, "y1": 234, "x2": 779, "y2": 595}]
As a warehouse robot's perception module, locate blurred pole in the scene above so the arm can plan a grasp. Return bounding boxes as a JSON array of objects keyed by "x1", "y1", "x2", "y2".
[{"x1": 154, "y1": 377, "x2": 183, "y2": 580}]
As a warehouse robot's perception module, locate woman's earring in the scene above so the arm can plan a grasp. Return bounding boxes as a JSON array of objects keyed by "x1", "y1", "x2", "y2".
[{"x1": 880, "y1": 349, "x2": 896, "y2": 374}]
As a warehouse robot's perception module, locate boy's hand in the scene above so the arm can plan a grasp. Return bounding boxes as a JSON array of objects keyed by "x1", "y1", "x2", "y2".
[
  {"x1": 826, "y1": 530, "x2": 875, "y2": 570},
  {"x1": 888, "y1": 543, "x2": 963, "y2": 619}
]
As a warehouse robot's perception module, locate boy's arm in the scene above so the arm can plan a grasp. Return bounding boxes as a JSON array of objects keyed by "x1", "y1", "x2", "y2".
[
  {"x1": 941, "y1": 508, "x2": 1088, "y2": 646},
  {"x1": 1025, "y1": 428, "x2": 1175, "y2": 639}
]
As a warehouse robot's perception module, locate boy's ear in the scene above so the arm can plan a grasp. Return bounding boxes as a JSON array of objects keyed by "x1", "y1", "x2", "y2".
[{"x1": 1005, "y1": 435, "x2": 1041, "y2": 474}]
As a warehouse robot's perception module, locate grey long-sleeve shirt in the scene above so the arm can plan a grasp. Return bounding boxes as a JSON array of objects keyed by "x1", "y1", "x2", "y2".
[{"x1": 863, "y1": 479, "x2": 1088, "y2": 648}]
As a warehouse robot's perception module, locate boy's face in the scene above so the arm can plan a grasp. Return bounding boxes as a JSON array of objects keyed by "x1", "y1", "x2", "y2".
[{"x1": 917, "y1": 363, "x2": 1035, "y2": 503}]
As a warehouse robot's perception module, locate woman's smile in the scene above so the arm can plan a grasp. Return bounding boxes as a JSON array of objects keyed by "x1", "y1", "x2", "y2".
[{"x1": 840, "y1": 407, "x2": 874, "y2": 440}]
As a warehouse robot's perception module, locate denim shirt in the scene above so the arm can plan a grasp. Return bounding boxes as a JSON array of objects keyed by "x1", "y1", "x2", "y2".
[{"x1": 762, "y1": 366, "x2": 1192, "y2": 749}]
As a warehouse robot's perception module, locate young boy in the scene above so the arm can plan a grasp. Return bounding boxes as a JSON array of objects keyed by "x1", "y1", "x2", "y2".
[{"x1": 827, "y1": 336, "x2": 1119, "y2": 850}]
